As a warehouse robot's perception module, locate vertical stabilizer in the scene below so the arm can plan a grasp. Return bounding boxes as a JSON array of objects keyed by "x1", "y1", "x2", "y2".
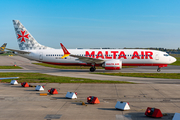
[
  {"x1": 0, "y1": 43, "x2": 7, "y2": 52},
  {"x1": 13, "y1": 20, "x2": 52, "y2": 50}
]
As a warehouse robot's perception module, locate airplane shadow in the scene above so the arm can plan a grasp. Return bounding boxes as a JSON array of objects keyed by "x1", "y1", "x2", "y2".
[
  {"x1": 52, "y1": 97, "x2": 67, "y2": 99},
  {"x1": 71, "y1": 102, "x2": 85, "y2": 106},
  {"x1": 71, "y1": 102, "x2": 105, "y2": 106},
  {"x1": 98, "y1": 108, "x2": 120, "y2": 111},
  {"x1": 24, "y1": 89, "x2": 37, "y2": 91},
  {"x1": 120, "y1": 112, "x2": 174, "y2": 120},
  {"x1": 11, "y1": 85, "x2": 23, "y2": 88},
  {"x1": 2, "y1": 83, "x2": 11, "y2": 86}
]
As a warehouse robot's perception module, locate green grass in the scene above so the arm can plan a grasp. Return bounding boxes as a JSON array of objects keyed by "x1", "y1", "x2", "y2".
[
  {"x1": 32, "y1": 63, "x2": 136, "y2": 69},
  {"x1": 0, "y1": 66, "x2": 22, "y2": 69},
  {"x1": 170, "y1": 57, "x2": 180, "y2": 66},
  {"x1": 0, "y1": 53, "x2": 15, "y2": 56},
  {"x1": 93, "y1": 73, "x2": 180, "y2": 79},
  {"x1": 0, "y1": 73, "x2": 134, "y2": 84}
]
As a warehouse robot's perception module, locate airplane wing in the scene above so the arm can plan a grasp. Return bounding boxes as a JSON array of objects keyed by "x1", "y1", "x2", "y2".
[
  {"x1": 60, "y1": 43, "x2": 105, "y2": 64},
  {"x1": 70, "y1": 54, "x2": 104, "y2": 64},
  {"x1": 0, "y1": 77, "x2": 19, "y2": 80},
  {"x1": 6, "y1": 48, "x2": 31, "y2": 54}
]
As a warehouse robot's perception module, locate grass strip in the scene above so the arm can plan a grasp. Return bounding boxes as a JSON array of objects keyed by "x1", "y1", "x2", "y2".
[
  {"x1": 0, "y1": 66, "x2": 22, "y2": 69},
  {"x1": 0, "y1": 73, "x2": 134, "y2": 84},
  {"x1": 93, "y1": 73, "x2": 180, "y2": 79},
  {"x1": 0, "y1": 53, "x2": 15, "y2": 56}
]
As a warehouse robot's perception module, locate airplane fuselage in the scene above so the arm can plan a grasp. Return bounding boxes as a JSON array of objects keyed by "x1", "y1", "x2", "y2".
[
  {"x1": 11, "y1": 20, "x2": 177, "y2": 72},
  {"x1": 16, "y1": 49, "x2": 176, "y2": 67}
]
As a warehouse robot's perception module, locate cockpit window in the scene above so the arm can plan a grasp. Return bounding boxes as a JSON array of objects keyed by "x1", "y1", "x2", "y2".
[{"x1": 164, "y1": 54, "x2": 169, "y2": 56}]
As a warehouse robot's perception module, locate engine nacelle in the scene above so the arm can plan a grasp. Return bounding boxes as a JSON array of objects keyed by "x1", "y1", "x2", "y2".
[{"x1": 102, "y1": 60, "x2": 122, "y2": 70}]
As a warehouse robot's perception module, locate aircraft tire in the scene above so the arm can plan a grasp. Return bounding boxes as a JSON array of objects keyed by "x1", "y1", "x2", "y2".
[
  {"x1": 157, "y1": 68, "x2": 161, "y2": 72},
  {"x1": 90, "y1": 67, "x2": 95, "y2": 72}
]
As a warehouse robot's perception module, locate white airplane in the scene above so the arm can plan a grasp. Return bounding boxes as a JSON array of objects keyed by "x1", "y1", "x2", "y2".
[{"x1": 7, "y1": 20, "x2": 176, "y2": 72}]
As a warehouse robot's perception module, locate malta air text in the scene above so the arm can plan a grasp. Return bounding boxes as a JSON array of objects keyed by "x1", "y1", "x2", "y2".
[{"x1": 85, "y1": 51, "x2": 153, "y2": 59}]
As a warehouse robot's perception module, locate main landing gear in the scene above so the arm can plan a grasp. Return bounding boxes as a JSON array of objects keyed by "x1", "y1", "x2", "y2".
[
  {"x1": 157, "y1": 67, "x2": 161, "y2": 72},
  {"x1": 90, "y1": 66, "x2": 96, "y2": 72}
]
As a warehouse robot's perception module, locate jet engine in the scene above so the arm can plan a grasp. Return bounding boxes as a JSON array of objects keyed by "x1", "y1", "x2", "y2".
[{"x1": 102, "y1": 60, "x2": 122, "y2": 70}]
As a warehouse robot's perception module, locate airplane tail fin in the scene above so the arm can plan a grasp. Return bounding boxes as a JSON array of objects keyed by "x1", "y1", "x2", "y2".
[
  {"x1": 12, "y1": 20, "x2": 52, "y2": 50},
  {"x1": 60, "y1": 43, "x2": 70, "y2": 59},
  {"x1": 0, "y1": 43, "x2": 7, "y2": 52}
]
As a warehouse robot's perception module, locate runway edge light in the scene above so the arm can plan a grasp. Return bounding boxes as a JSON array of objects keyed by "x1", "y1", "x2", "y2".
[
  {"x1": 115, "y1": 101, "x2": 130, "y2": 111},
  {"x1": 145, "y1": 107, "x2": 163, "y2": 118},
  {"x1": 10, "y1": 80, "x2": 18, "y2": 85},
  {"x1": 35, "y1": 85, "x2": 44, "y2": 91},
  {"x1": 172, "y1": 113, "x2": 180, "y2": 120},
  {"x1": 21, "y1": 82, "x2": 29, "y2": 87},
  {"x1": 87, "y1": 96, "x2": 100, "y2": 104},
  {"x1": 48, "y1": 88, "x2": 58, "y2": 94},
  {"x1": 65, "y1": 92, "x2": 77, "y2": 99}
]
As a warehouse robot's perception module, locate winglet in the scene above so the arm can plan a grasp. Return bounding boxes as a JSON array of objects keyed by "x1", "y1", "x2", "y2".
[{"x1": 60, "y1": 43, "x2": 70, "y2": 59}]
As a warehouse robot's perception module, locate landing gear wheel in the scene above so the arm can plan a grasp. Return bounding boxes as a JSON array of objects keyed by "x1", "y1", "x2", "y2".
[
  {"x1": 90, "y1": 67, "x2": 96, "y2": 72},
  {"x1": 157, "y1": 68, "x2": 161, "y2": 72}
]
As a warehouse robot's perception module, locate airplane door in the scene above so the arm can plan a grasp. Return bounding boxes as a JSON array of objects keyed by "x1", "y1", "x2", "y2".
[
  {"x1": 155, "y1": 53, "x2": 159, "y2": 60},
  {"x1": 39, "y1": 53, "x2": 43, "y2": 60}
]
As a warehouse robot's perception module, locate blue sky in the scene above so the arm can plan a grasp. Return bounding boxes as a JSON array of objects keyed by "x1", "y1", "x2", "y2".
[{"x1": 1, "y1": 0, "x2": 180, "y2": 49}]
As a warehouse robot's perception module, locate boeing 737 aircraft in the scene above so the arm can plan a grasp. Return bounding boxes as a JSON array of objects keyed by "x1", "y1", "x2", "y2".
[
  {"x1": 0, "y1": 43, "x2": 7, "y2": 54},
  {"x1": 6, "y1": 20, "x2": 176, "y2": 72}
]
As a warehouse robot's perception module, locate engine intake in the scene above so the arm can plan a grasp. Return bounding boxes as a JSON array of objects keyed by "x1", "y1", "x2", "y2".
[{"x1": 102, "y1": 60, "x2": 122, "y2": 70}]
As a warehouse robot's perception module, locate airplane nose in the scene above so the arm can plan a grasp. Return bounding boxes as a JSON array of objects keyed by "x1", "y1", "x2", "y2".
[{"x1": 171, "y1": 56, "x2": 176, "y2": 63}]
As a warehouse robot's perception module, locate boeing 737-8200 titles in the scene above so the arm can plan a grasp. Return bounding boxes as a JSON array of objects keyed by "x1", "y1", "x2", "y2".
[{"x1": 6, "y1": 20, "x2": 176, "y2": 72}]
